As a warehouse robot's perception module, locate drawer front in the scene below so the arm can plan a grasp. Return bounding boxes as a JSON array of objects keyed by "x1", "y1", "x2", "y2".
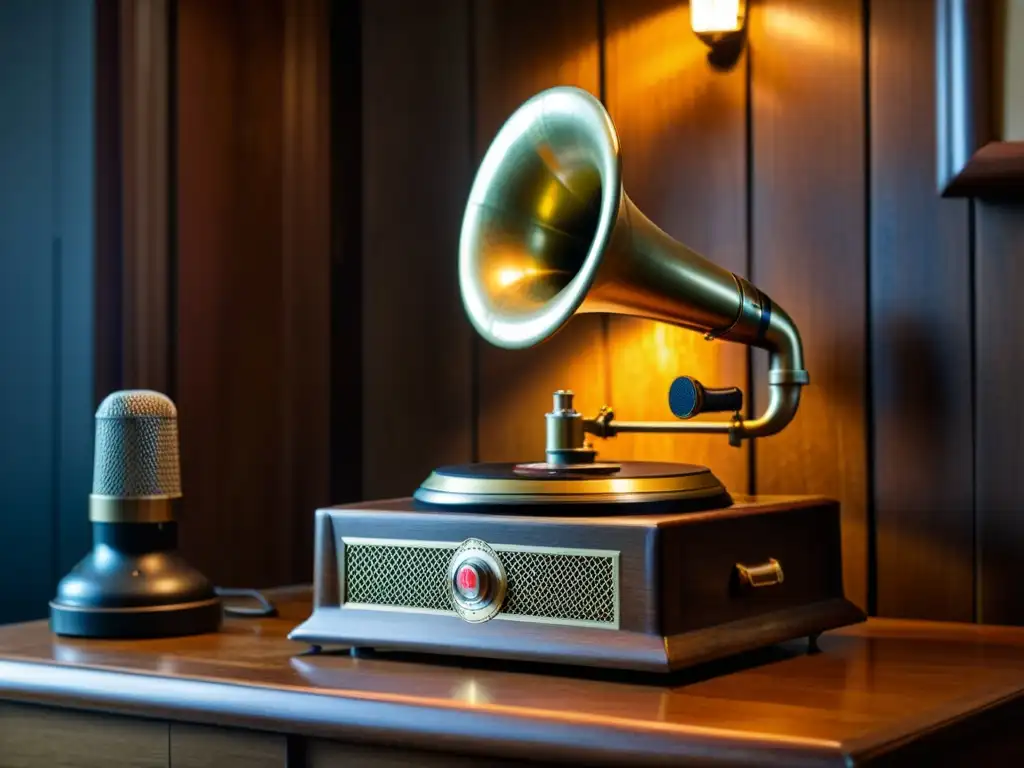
[
  {"x1": 306, "y1": 739, "x2": 532, "y2": 767},
  {"x1": 170, "y1": 724, "x2": 286, "y2": 768},
  {"x1": 0, "y1": 702, "x2": 167, "y2": 768},
  {"x1": 662, "y1": 501, "x2": 844, "y2": 633}
]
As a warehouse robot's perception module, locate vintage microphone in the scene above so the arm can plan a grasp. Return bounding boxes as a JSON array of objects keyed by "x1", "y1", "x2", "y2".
[{"x1": 49, "y1": 390, "x2": 224, "y2": 638}]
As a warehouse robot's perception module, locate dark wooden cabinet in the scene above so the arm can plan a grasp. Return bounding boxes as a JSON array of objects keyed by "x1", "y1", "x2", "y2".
[
  {"x1": 304, "y1": 742, "x2": 525, "y2": 768},
  {"x1": 169, "y1": 724, "x2": 288, "y2": 768},
  {"x1": 1, "y1": 589, "x2": 1023, "y2": 766},
  {"x1": 0, "y1": 703, "x2": 167, "y2": 768}
]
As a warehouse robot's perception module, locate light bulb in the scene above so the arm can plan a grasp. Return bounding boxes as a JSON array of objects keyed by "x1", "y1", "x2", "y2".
[{"x1": 691, "y1": 0, "x2": 745, "y2": 38}]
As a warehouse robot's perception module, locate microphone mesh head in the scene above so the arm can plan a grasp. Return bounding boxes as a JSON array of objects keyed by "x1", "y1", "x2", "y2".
[{"x1": 92, "y1": 390, "x2": 182, "y2": 498}]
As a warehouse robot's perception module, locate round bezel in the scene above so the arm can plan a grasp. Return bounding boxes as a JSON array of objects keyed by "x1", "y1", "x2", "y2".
[{"x1": 448, "y1": 539, "x2": 506, "y2": 623}]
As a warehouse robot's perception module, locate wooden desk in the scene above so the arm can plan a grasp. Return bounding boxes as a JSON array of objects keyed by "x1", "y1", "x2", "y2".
[{"x1": 0, "y1": 588, "x2": 1022, "y2": 766}]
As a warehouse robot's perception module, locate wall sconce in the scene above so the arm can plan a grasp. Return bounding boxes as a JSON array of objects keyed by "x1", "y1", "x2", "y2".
[{"x1": 690, "y1": 0, "x2": 747, "y2": 48}]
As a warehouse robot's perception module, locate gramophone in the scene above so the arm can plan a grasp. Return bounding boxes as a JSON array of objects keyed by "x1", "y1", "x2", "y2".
[{"x1": 290, "y1": 86, "x2": 864, "y2": 672}]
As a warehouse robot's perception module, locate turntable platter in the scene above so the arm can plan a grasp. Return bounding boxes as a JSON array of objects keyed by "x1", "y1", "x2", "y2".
[{"x1": 412, "y1": 461, "x2": 731, "y2": 512}]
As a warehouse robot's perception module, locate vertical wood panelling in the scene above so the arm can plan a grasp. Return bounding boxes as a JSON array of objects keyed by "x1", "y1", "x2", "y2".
[
  {"x1": 0, "y1": 0, "x2": 95, "y2": 623},
  {"x1": 94, "y1": 0, "x2": 122, "y2": 403},
  {"x1": 0, "y1": 0, "x2": 56, "y2": 622},
  {"x1": 361, "y1": 0, "x2": 473, "y2": 498},
  {"x1": 750, "y1": 0, "x2": 868, "y2": 610},
  {"x1": 473, "y1": 0, "x2": 606, "y2": 464},
  {"x1": 282, "y1": 0, "x2": 331, "y2": 581},
  {"x1": 177, "y1": 0, "x2": 303, "y2": 588},
  {"x1": 603, "y1": 0, "x2": 748, "y2": 490},
  {"x1": 171, "y1": 0, "x2": 232, "y2": 586},
  {"x1": 56, "y1": 0, "x2": 98, "y2": 580},
  {"x1": 120, "y1": 0, "x2": 172, "y2": 393},
  {"x1": 870, "y1": 0, "x2": 974, "y2": 621},
  {"x1": 976, "y1": 201, "x2": 1024, "y2": 626},
  {"x1": 328, "y1": 0, "x2": 363, "y2": 506}
]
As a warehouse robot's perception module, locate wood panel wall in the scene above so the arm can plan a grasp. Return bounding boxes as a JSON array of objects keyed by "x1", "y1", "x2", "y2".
[
  {"x1": 88, "y1": 0, "x2": 1024, "y2": 622},
  {"x1": 976, "y1": 200, "x2": 1024, "y2": 625},
  {"x1": 604, "y1": 0, "x2": 748, "y2": 492},
  {"x1": 360, "y1": 0, "x2": 473, "y2": 499},
  {"x1": 175, "y1": 0, "x2": 330, "y2": 588},
  {"x1": 750, "y1": 0, "x2": 869, "y2": 610},
  {"x1": 870, "y1": 0, "x2": 974, "y2": 621},
  {"x1": 0, "y1": 0, "x2": 95, "y2": 624},
  {"x1": 473, "y1": 0, "x2": 608, "y2": 467}
]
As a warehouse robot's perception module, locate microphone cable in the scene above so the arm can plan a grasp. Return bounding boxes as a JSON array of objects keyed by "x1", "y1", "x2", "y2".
[{"x1": 214, "y1": 587, "x2": 278, "y2": 618}]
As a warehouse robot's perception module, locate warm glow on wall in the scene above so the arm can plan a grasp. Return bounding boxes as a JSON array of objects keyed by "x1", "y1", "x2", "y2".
[{"x1": 690, "y1": 0, "x2": 746, "y2": 44}]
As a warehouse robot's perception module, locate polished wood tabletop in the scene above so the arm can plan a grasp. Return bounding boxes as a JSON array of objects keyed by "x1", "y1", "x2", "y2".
[{"x1": 1, "y1": 588, "x2": 1023, "y2": 766}]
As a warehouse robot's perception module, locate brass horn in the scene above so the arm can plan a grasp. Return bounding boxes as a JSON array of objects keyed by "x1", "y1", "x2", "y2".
[{"x1": 459, "y1": 86, "x2": 808, "y2": 457}]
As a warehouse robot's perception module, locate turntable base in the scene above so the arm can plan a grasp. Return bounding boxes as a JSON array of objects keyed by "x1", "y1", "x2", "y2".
[{"x1": 290, "y1": 494, "x2": 865, "y2": 672}]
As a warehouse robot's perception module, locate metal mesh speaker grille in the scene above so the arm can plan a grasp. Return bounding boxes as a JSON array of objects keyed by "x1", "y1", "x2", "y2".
[
  {"x1": 343, "y1": 542, "x2": 617, "y2": 626},
  {"x1": 92, "y1": 390, "x2": 182, "y2": 497},
  {"x1": 345, "y1": 545, "x2": 457, "y2": 611},
  {"x1": 501, "y1": 550, "x2": 615, "y2": 623}
]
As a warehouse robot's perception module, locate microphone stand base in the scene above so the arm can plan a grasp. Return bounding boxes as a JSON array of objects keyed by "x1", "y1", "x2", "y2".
[
  {"x1": 49, "y1": 597, "x2": 222, "y2": 639},
  {"x1": 48, "y1": 521, "x2": 223, "y2": 639}
]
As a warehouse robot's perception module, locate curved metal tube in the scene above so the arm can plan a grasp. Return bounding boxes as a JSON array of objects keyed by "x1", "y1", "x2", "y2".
[
  {"x1": 733, "y1": 299, "x2": 808, "y2": 439},
  {"x1": 585, "y1": 288, "x2": 809, "y2": 445}
]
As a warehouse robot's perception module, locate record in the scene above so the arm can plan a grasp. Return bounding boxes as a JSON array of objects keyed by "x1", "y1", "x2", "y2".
[{"x1": 413, "y1": 461, "x2": 732, "y2": 513}]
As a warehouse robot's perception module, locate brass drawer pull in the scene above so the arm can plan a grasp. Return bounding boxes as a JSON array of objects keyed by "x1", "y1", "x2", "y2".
[{"x1": 736, "y1": 558, "x2": 784, "y2": 589}]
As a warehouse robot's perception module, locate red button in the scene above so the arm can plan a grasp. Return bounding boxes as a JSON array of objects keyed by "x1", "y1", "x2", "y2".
[{"x1": 456, "y1": 565, "x2": 478, "y2": 595}]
